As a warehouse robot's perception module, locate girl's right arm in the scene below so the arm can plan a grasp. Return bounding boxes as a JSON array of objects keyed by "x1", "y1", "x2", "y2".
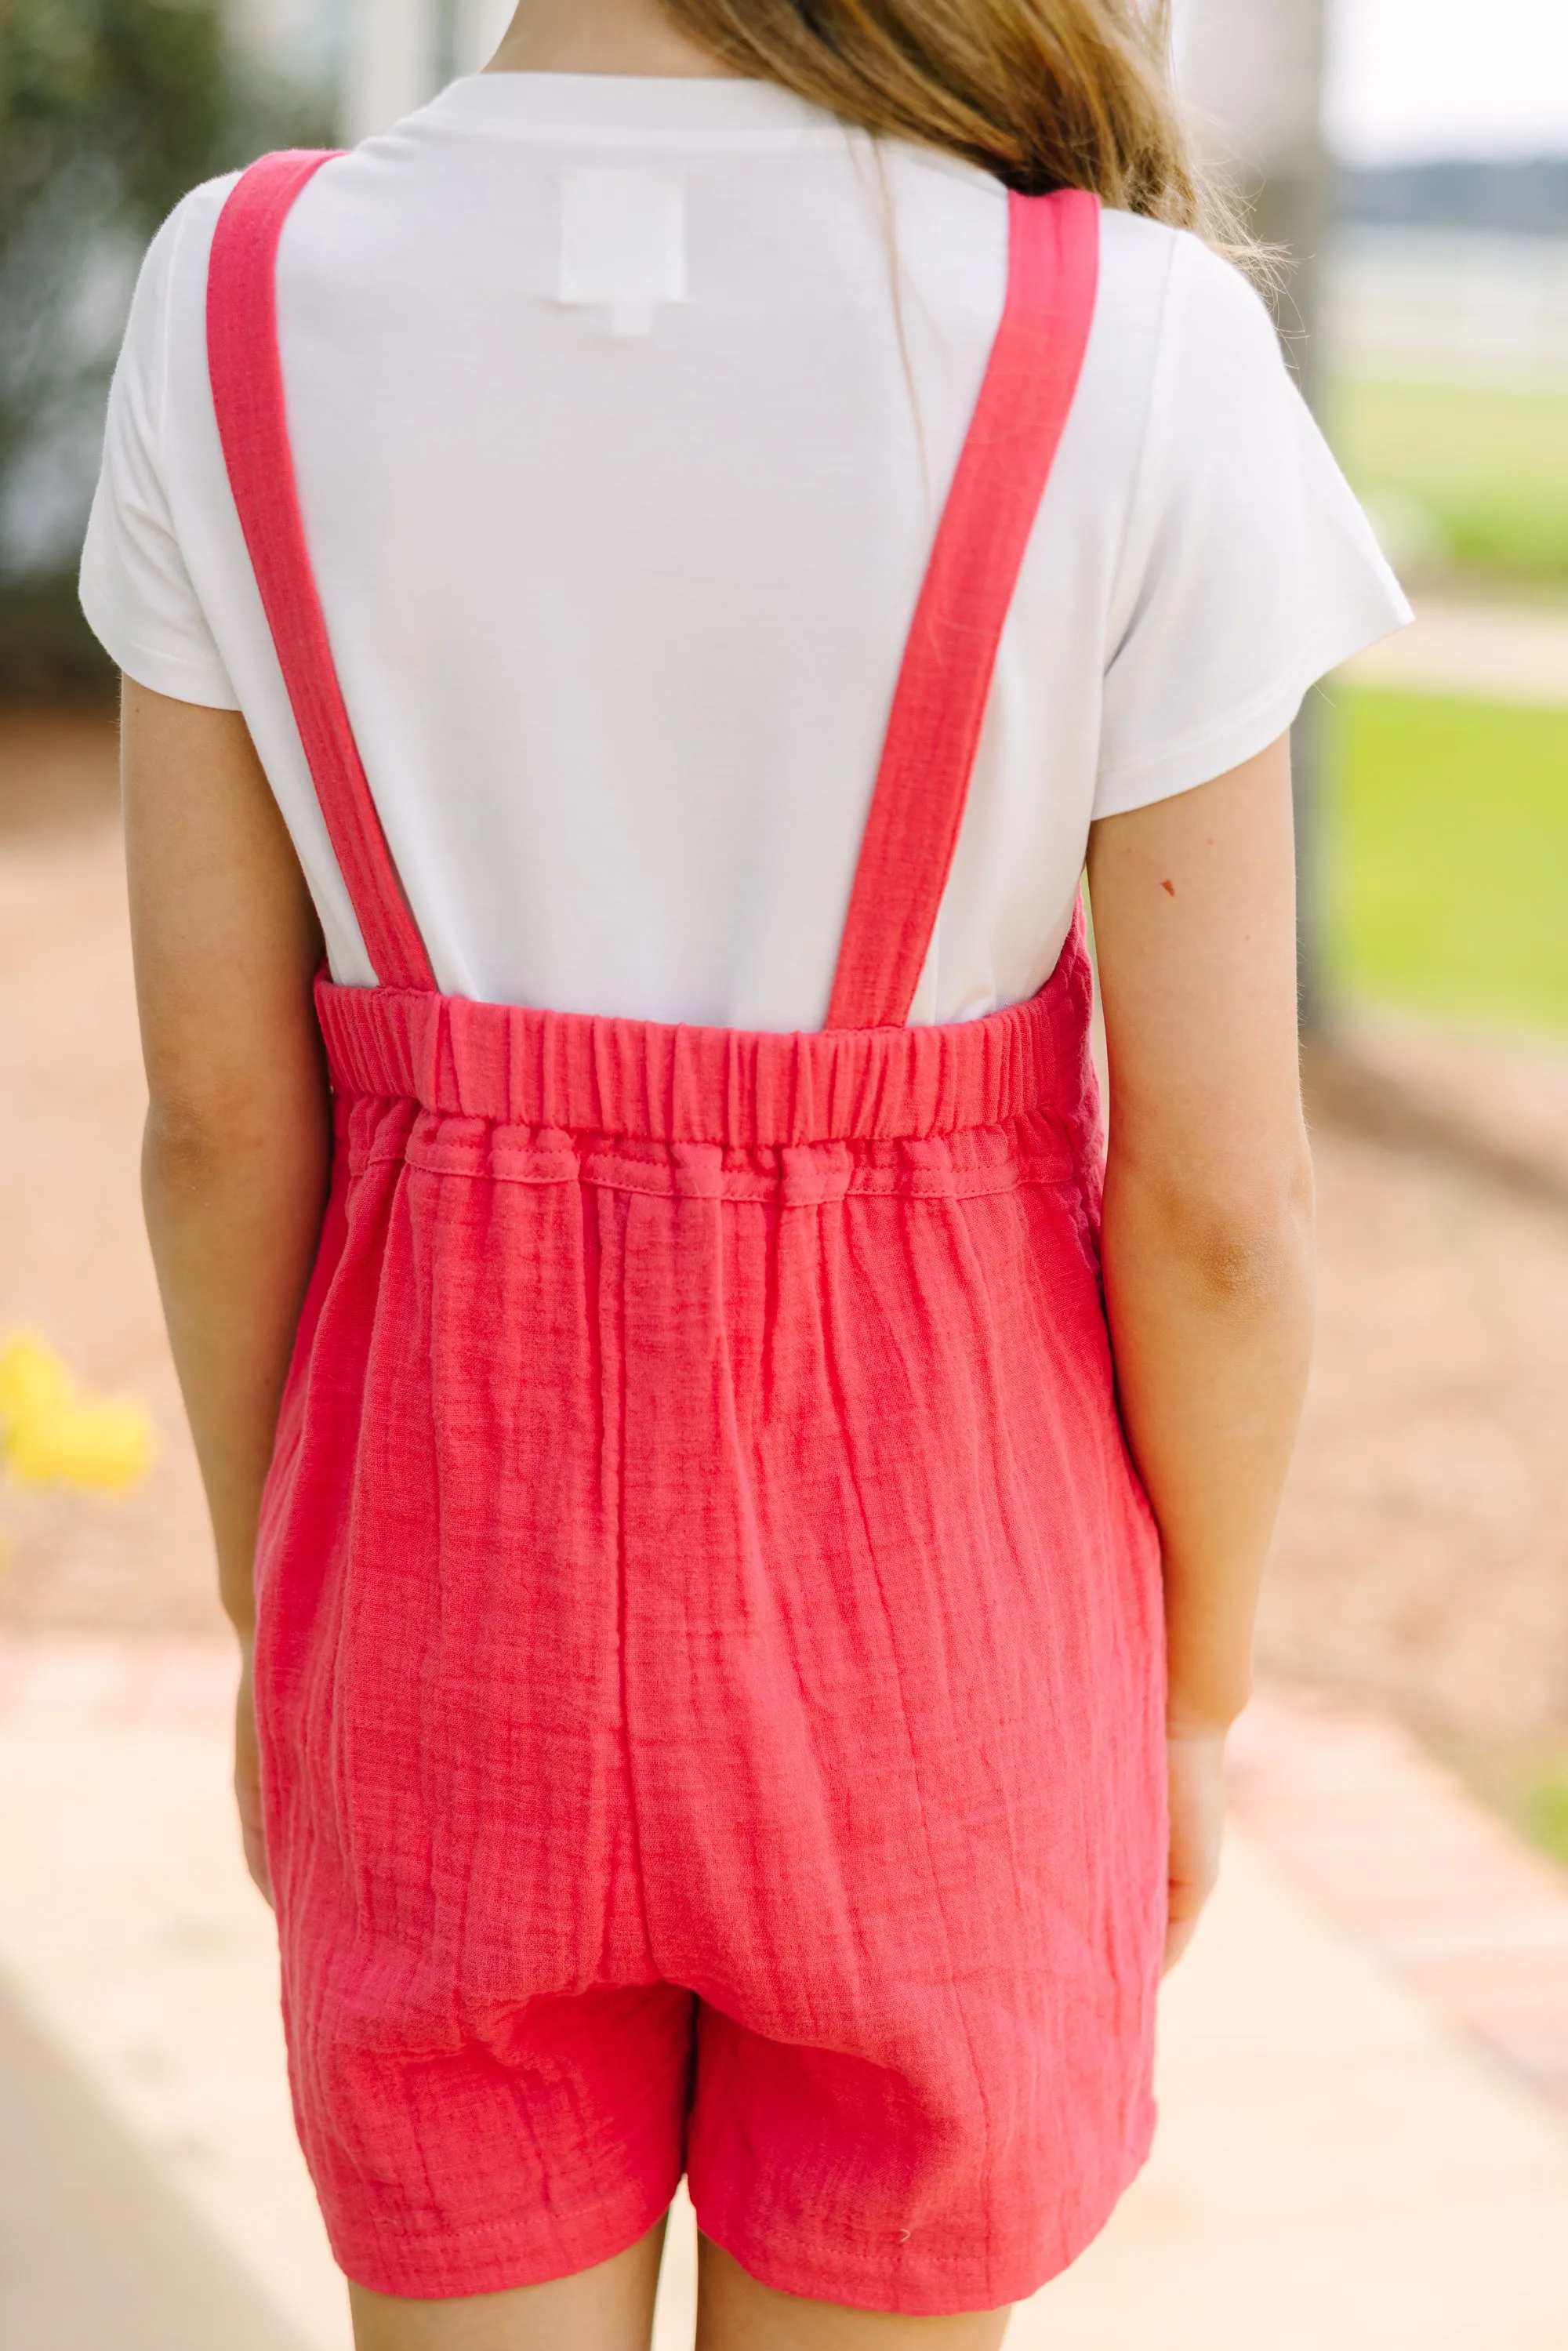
[
  {"x1": 1086, "y1": 731, "x2": 1316, "y2": 1972},
  {"x1": 125, "y1": 678, "x2": 332, "y2": 1901}
]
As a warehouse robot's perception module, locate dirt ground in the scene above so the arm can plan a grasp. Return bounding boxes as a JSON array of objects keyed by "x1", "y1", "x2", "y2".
[
  {"x1": 3, "y1": 703, "x2": 1567, "y2": 1753},
  {"x1": 1273, "y1": 1054, "x2": 1568, "y2": 1745}
]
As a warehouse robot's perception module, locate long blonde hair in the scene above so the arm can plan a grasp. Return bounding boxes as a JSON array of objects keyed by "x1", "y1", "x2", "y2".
[{"x1": 662, "y1": 0, "x2": 1250, "y2": 259}]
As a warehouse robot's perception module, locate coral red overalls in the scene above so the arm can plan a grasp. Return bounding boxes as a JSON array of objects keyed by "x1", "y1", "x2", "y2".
[{"x1": 209, "y1": 152, "x2": 1165, "y2": 2317}]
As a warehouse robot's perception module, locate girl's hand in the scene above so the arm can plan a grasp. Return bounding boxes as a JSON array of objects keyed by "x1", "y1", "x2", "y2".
[
  {"x1": 235, "y1": 1640, "x2": 274, "y2": 1908},
  {"x1": 1163, "y1": 1727, "x2": 1227, "y2": 1973}
]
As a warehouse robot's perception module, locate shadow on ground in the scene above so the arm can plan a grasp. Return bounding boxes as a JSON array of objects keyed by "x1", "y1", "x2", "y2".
[{"x1": 0, "y1": 1967, "x2": 310, "y2": 2351}]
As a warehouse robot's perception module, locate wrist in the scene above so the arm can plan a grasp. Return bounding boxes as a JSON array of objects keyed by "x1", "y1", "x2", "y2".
[
  {"x1": 1165, "y1": 1693, "x2": 1247, "y2": 1742},
  {"x1": 1166, "y1": 1660, "x2": 1252, "y2": 1742}
]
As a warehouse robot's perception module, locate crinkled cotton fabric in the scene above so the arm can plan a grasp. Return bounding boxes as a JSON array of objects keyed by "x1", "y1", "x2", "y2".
[{"x1": 213, "y1": 156, "x2": 1167, "y2": 2315}]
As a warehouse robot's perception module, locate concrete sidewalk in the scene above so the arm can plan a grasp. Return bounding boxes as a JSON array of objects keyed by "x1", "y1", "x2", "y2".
[{"x1": 2, "y1": 1637, "x2": 1566, "y2": 2351}]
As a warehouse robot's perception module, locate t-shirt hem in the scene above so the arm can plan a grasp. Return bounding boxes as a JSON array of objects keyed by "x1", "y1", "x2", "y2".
[
  {"x1": 78, "y1": 581, "x2": 242, "y2": 712},
  {"x1": 1091, "y1": 590, "x2": 1413, "y2": 820}
]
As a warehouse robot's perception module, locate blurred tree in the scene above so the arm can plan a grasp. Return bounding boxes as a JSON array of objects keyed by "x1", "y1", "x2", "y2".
[{"x1": 0, "y1": 0, "x2": 325, "y2": 695}]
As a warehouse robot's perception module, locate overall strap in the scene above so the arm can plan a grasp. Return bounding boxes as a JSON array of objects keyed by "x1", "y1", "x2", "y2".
[
  {"x1": 207, "y1": 152, "x2": 437, "y2": 994},
  {"x1": 825, "y1": 187, "x2": 1100, "y2": 1031}
]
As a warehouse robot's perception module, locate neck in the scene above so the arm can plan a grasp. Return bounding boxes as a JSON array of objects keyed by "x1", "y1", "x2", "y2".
[{"x1": 485, "y1": 0, "x2": 733, "y2": 78}]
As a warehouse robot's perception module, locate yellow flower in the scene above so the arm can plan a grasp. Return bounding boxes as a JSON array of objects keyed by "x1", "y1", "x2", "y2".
[{"x1": 0, "y1": 1332, "x2": 159, "y2": 1496}]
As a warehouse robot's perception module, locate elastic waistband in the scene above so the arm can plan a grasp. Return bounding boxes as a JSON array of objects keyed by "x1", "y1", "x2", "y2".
[{"x1": 316, "y1": 923, "x2": 1095, "y2": 1150}]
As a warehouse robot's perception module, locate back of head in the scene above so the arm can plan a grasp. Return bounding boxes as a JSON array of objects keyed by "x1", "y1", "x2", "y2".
[{"x1": 662, "y1": 0, "x2": 1252, "y2": 260}]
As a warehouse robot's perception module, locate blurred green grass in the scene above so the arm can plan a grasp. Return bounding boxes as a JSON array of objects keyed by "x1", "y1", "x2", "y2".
[
  {"x1": 1330, "y1": 379, "x2": 1568, "y2": 587},
  {"x1": 1509, "y1": 1761, "x2": 1568, "y2": 1873},
  {"x1": 1464, "y1": 1746, "x2": 1568, "y2": 1876},
  {"x1": 1327, "y1": 688, "x2": 1568, "y2": 1029}
]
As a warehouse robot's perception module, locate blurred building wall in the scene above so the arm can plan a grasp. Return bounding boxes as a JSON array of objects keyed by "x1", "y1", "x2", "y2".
[
  {"x1": 1174, "y1": 0, "x2": 1331, "y2": 1018},
  {"x1": 223, "y1": 0, "x2": 516, "y2": 136},
  {"x1": 338, "y1": 0, "x2": 514, "y2": 140},
  {"x1": 1175, "y1": 0, "x2": 1327, "y2": 187},
  {"x1": 1175, "y1": 0, "x2": 1330, "y2": 376}
]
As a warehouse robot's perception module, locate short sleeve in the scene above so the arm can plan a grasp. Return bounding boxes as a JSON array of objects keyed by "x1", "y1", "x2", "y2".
[
  {"x1": 1094, "y1": 232, "x2": 1411, "y2": 818},
  {"x1": 78, "y1": 194, "x2": 241, "y2": 709}
]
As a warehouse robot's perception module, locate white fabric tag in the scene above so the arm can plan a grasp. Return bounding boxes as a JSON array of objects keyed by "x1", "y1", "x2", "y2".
[{"x1": 557, "y1": 169, "x2": 688, "y2": 339}]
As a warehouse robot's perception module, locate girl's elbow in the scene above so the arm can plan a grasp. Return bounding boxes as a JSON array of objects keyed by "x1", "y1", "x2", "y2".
[
  {"x1": 143, "y1": 1068, "x2": 326, "y2": 1187},
  {"x1": 1186, "y1": 1203, "x2": 1312, "y2": 1313},
  {"x1": 142, "y1": 1097, "x2": 260, "y2": 1211},
  {"x1": 1111, "y1": 1139, "x2": 1315, "y2": 1311}
]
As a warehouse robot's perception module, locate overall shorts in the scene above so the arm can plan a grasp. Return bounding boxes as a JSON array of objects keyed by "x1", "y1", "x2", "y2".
[{"x1": 209, "y1": 154, "x2": 1166, "y2": 2317}]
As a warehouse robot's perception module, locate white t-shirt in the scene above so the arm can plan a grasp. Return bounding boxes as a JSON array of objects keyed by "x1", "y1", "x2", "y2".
[{"x1": 82, "y1": 72, "x2": 1409, "y2": 1030}]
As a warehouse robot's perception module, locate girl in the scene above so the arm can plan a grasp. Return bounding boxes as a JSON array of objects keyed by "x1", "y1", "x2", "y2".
[{"x1": 84, "y1": 1, "x2": 1408, "y2": 2344}]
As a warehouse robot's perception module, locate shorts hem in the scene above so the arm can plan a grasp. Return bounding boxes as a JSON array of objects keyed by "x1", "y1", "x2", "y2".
[
  {"x1": 325, "y1": 2175, "x2": 678, "y2": 2304},
  {"x1": 690, "y1": 2120, "x2": 1156, "y2": 2318}
]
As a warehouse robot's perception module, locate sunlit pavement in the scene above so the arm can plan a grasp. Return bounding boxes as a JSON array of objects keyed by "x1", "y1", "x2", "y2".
[
  {"x1": 2, "y1": 1636, "x2": 1566, "y2": 2351},
  {"x1": 1345, "y1": 595, "x2": 1568, "y2": 702}
]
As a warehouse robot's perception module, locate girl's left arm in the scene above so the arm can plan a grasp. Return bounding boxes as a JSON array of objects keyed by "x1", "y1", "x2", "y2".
[{"x1": 124, "y1": 679, "x2": 332, "y2": 1895}]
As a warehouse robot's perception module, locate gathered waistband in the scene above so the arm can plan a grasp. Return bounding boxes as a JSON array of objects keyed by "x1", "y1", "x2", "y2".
[{"x1": 315, "y1": 925, "x2": 1097, "y2": 1151}]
